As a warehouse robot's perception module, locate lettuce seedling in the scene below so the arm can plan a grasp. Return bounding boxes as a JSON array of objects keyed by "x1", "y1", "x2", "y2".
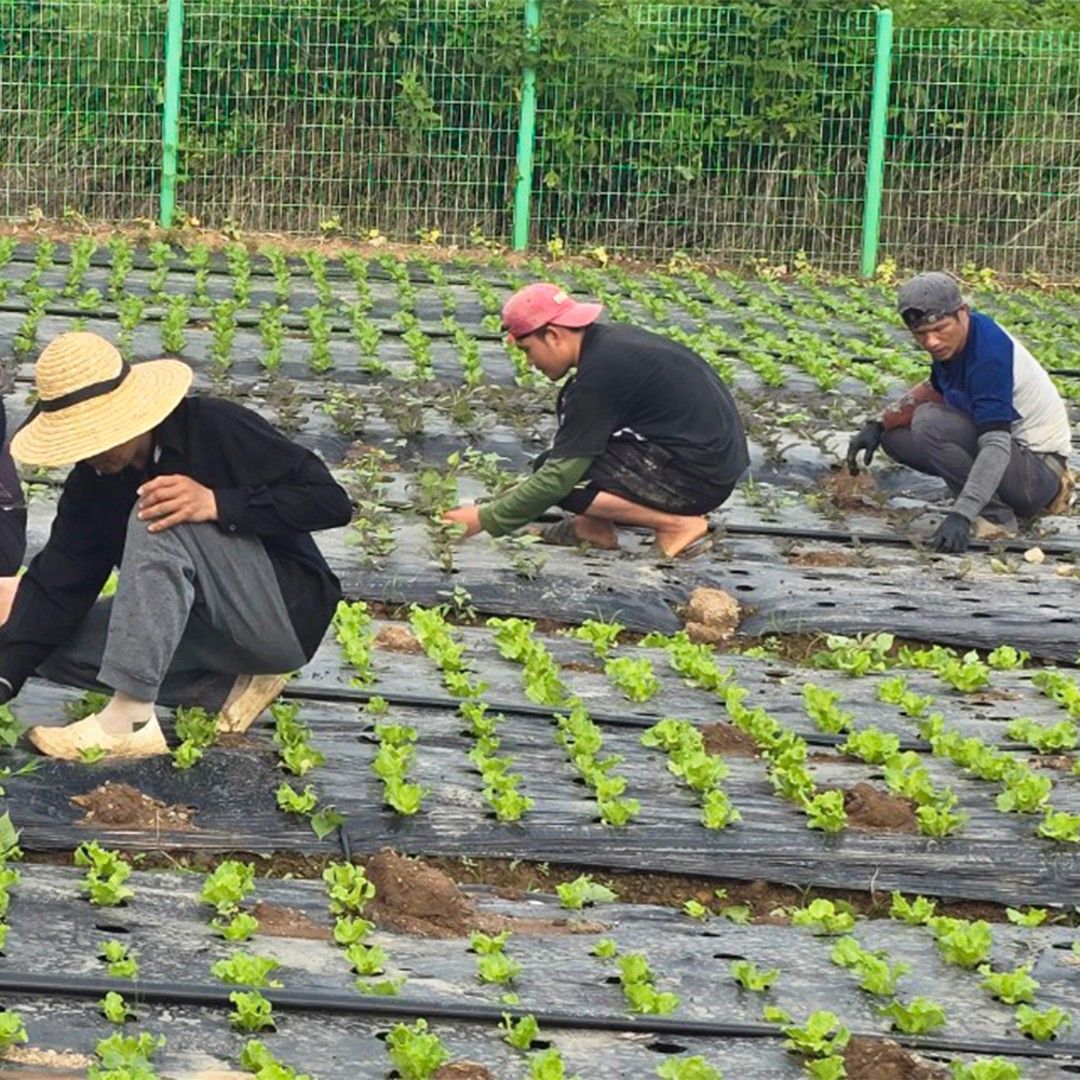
[
  {"x1": 384, "y1": 778, "x2": 425, "y2": 816},
  {"x1": 591, "y1": 938, "x2": 618, "y2": 958},
  {"x1": 556, "y1": 874, "x2": 617, "y2": 910},
  {"x1": 949, "y1": 1059, "x2": 1021, "y2": 1080},
  {"x1": 100, "y1": 991, "x2": 134, "y2": 1024},
  {"x1": 240, "y1": 1039, "x2": 311, "y2": 1080},
  {"x1": 212, "y1": 911, "x2": 259, "y2": 942},
  {"x1": 527, "y1": 1046, "x2": 580, "y2": 1080},
  {"x1": 839, "y1": 727, "x2": 901, "y2": 765},
  {"x1": 0, "y1": 1010, "x2": 26, "y2": 1047},
  {"x1": 996, "y1": 773, "x2": 1052, "y2": 814},
  {"x1": 1005, "y1": 907, "x2": 1048, "y2": 927},
  {"x1": 201, "y1": 860, "x2": 256, "y2": 916},
  {"x1": 978, "y1": 964, "x2": 1038, "y2": 1005},
  {"x1": 916, "y1": 802, "x2": 968, "y2": 837},
  {"x1": 91, "y1": 1031, "x2": 164, "y2": 1078},
  {"x1": 1014, "y1": 1004, "x2": 1071, "y2": 1041},
  {"x1": 598, "y1": 797, "x2": 640, "y2": 827},
  {"x1": 333, "y1": 916, "x2": 374, "y2": 945},
  {"x1": 987, "y1": 646, "x2": 1029, "y2": 671},
  {"x1": 310, "y1": 806, "x2": 346, "y2": 840},
  {"x1": 323, "y1": 861, "x2": 376, "y2": 915},
  {"x1": 571, "y1": 619, "x2": 624, "y2": 658},
  {"x1": 933, "y1": 919, "x2": 993, "y2": 968},
  {"x1": 802, "y1": 684, "x2": 853, "y2": 734},
  {"x1": 879, "y1": 996, "x2": 947, "y2": 1035},
  {"x1": 791, "y1": 899, "x2": 856, "y2": 935},
  {"x1": 79, "y1": 745, "x2": 109, "y2": 765},
  {"x1": 805, "y1": 790, "x2": 847, "y2": 833},
  {"x1": 470, "y1": 930, "x2": 510, "y2": 955},
  {"x1": 501, "y1": 1012, "x2": 541, "y2": 1050},
  {"x1": 478, "y1": 951, "x2": 522, "y2": 985},
  {"x1": 605, "y1": 657, "x2": 661, "y2": 702},
  {"x1": 276, "y1": 782, "x2": 317, "y2": 816},
  {"x1": 229, "y1": 990, "x2": 275, "y2": 1032},
  {"x1": 345, "y1": 942, "x2": 387, "y2": 976},
  {"x1": 804, "y1": 1057, "x2": 846, "y2": 1080},
  {"x1": 1037, "y1": 808, "x2": 1080, "y2": 842},
  {"x1": 211, "y1": 952, "x2": 282, "y2": 988},
  {"x1": 655, "y1": 1056, "x2": 724, "y2": 1079},
  {"x1": 781, "y1": 1011, "x2": 851, "y2": 1057},
  {"x1": 729, "y1": 960, "x2": 778, "y2": 991},
  {"x1": 386, "y1": 1018, "x2": 449, "y2": 1080},
  {"x1": 101, "y1": 940, "x2": 138, "y2": 979},
  {"x1": 700, "y1": 789, "x2": 741, "y2": 830},
  {"x1": 682, "y1": 899, "x2": 711, "y2": 920}
]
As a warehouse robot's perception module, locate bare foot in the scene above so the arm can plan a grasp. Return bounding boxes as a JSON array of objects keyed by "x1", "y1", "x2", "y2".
[
  {"x1": 655, "y1": 516, "x2": 709, "y2": 557},
  {"x1": 571, "y1": 515, "x2": 620, "y2": 549},
  {"x1": 0, "y1": 576, "x2": 19, "y2": 627}
]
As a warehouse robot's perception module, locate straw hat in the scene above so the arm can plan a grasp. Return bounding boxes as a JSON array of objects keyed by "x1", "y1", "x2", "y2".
[{"x1": 11, "y1": 332, "x2": 193, "y2": 467}]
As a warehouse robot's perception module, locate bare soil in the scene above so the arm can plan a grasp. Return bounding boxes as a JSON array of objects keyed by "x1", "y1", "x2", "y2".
[
  {"x1": 700, "y1": 722, "x2": 760, "y2": 758},
  {"x1": 560, "y1": 660, "x2": 604, "y2": 674},
  {"x1": 365, "y1": 849, "x2": 604, "y2": 939},
  {"x1": 0, "y1": 1045, "x2": 93, "y2": 1071},
  {"x1": 843, "y1": 1037, "x2": 947, "y2": 1080},
  {"x1": 374, "y1": 625, "x2": 425, "y2": 655},
  {"x1": 1030, "y1": 753, "x2": 1077, "y2": 771},
  {"x1": 683, "y1": 586, "x2": 741, "y2": 645},
  {"x1": 843, "y1": 782, "x2": 919, "y2": 832},
  {"x1": 434, "y1": 1064, "x2": 497, "y2": 1080},
  {"x1": 821, "y1": 470, "x2": 885, "y2": 512},
  {"x1": 71, "y1": 783, "x2": 196, "y2": 832},
  {"x1": 250, "y1": 901, "x2": 331, "y2": 941},
  {"x1": 788, "y1": 547, "x2": 859, "y2": 568}
]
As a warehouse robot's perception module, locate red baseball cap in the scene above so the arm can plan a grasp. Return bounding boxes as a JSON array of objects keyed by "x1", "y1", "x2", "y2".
[{"x1": 500, "y1": 283, "x2": 603, "y2": 342}]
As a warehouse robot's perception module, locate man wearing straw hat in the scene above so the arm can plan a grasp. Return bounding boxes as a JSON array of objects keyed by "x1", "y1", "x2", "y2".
[{"x1": 0, "y1": 331, "x2": 352, "y2": 759}]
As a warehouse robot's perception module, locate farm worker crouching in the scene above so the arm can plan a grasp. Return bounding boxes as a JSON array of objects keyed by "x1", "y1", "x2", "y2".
[
  {"x1": 442, "y1": 283, "x2": 750, "y2": 557},
  {"x1": 0, "y1": 331, "x2": 352, "y2": 760},
  {"x1": 846, "y1": 272, "x2": 1073, "y2": 554},
  {"x1": 0, "y1": 397, "x2": 27, "y2": 625}
]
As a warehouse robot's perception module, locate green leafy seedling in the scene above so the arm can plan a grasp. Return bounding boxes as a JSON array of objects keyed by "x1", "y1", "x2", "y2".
[
  {"x1": 556, "y1": 874, "x2": 617, "y2": 910},
  {"x1": 100, "y1": 990, "x2": 134, "y2": 1024},
  {"x1": 229, "y1": 989, "x2": 275, "y2": 1032},
  {"x1": 730, "y1": 960, "x2": 779, "y2": 992},
  {"x1": 385, "y1": 1018, "x2": 449, "y2": 1080}
]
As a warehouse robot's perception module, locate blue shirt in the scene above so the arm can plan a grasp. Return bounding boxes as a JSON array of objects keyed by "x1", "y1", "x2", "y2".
[{"x1": 930, "y1": 311, "x2": 1021, "y2": 433}]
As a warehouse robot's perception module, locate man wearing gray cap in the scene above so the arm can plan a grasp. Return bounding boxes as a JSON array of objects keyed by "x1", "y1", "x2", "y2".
[{"x1": 847, "y1": 272, "x2": 1072, "y2": 553}]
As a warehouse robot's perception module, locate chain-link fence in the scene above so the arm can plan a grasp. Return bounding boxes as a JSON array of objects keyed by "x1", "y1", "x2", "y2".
[{"x1": 1, "y1": 1, "x2": 1079, "y2": 274}]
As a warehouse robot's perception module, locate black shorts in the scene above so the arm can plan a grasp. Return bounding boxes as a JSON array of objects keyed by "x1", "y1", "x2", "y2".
[
  {"x1": 0, "y1": 445, "x2": 24, "y2": 575},
  {"x1": 536, "y1": 436, "x2": 737, "y2": 517}
]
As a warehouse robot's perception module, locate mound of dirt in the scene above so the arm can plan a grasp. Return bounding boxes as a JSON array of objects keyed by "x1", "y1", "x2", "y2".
[
  {"x1": 683, "y1": 586, "x2": 740, "y2": 645},
  {"x1": 821, "y1": 470, "x2": 883, "y2": 511},
  {"x1": 788, "y1": 547, "x2": 858, "y2": 568},
  {"x1": 701, "y1": 722, "x2": 759, "y2": 757},
  {"x1": 71, "y1": 782, "x2": 196, "y2": 831},
  {"x1": 375, "y1": 625, "x2": 424, "y2": 654},
  {"x1": 843, "y1": 783, "x2": 918, "y2": 832},
  {"x1": 844, "y1": 1036, "x2": 947, "y2": 1080},
  {"x1": 365, "y1": 850, "x2": 604, "y2": 939},
  {"x1": 250, "y1": 901, "x2": 332, "y2": 941}
]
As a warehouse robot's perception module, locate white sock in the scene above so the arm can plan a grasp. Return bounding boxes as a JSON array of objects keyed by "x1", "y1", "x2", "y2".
[{"x1": 95, "y1": 693, "x2": 155, "y2": 736}]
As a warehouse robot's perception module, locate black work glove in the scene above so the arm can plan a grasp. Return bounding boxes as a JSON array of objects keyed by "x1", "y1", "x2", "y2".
[
  {"x1": 846, "y1": 420, "x2": 884, "y2": 475},
  {"x1": 930, "y1": 512, "x2": 971, "y2": 554},
  {"x1": 0, "y1": 681, "x2": 12, "y2": 707}
]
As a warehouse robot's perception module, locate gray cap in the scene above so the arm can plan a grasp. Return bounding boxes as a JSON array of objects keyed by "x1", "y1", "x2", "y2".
[{"x1": 896, "y1": 272, "x2": 963, "y2": 328}]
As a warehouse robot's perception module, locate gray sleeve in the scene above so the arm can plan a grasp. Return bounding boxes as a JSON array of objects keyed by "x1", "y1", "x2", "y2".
[{"x1": 951, "y1": 430, "x2": 1013, "y2": 522}]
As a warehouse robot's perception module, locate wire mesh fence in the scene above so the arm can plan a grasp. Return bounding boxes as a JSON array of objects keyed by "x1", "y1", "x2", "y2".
[
  {"x1": 1, "y1": 2, "x2": 1080, "y2": 274},
  {"x1": 0, "y1": 0, "x2": 163, "y2": 222},
  {"x1": 882, "y1": 28, "x2": 1080, "y2": 277}
]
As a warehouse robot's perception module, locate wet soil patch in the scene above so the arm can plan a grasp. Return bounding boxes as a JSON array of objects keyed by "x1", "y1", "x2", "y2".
[
  {"x1": 843, "y1": 782, "x2": 919, "y2": 832},
  {"x1": 374, "y1": 625, "x2": 425, "y2": 654},
  {"x1": 843, "y1": 1036, "x2": 947, "y2": 1080},
  {"x1": 71, "y1": 782, "x2": 197, "y2": 831},
  {"x1": 366, "y1": 850, "x2": 604, "y2": 938},
  {"x1": 250, "y1": 900, "x2": 332, "y2": 941},
  {"x1": 700, "y1": 722, "x2": 759, "y2": 757}
]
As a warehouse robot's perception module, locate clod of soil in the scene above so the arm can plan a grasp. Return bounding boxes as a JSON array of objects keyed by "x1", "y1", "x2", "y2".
[
  {"x1": 788, "y1": 547, "x2": 858, "y2": 568},
  {"x1": 560, "y1": 660, "x2": 603, "y2": 674},
  {"x1": 365, "y1": 850, "x2": 604, "y2": 939},
  {"x1": 250, "y1": 901, "x2": 332, "y2": 941},
  {"x1": 700, "y1": 722, "x2": 759, "y2": 758},
  {"x1": 71, "y1": 782, "x2": 196, "y2": 831},
  {"x1": 374, "y1": 625, "x2": 424, "y2": 654},
  {"x1": 434, "y1": 1064, "x2": 497, "y2": 1080},
  {"x1": 843, "y1": 1036, "x2": 947, "y2": 1080},
  {"x1": 822, "y1": 469, "x2": 883, "y2": 511},
  {"x1": 1030, "y1": 753, "x2": 1077, "y2": 771},
  {"x1": 843, "y1": 783, "x2": 918, "y2": 832},
  {"x1": 683, "y1": 586, "x2": 740, "y2": 645}
]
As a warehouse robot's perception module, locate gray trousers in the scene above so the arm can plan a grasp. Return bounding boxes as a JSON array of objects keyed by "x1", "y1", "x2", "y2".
[
  {"x1": 38, "y1": 508, "x2": 307, "y2": 710},
  {"x1": 881, "y1": 402, "x2": 1060, "y2": 528}
]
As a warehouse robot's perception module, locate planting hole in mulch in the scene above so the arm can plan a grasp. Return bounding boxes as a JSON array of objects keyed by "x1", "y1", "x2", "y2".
[
  {"x1": 71, "y1": 782, "x2": 197, "y2": 831},
  {"x1": 700, "y1": 722, "x2": 759, "y2": 758},
  {"x1": 434, "y1": 1064, "x2": 497, "y2": 1080},
  {"x1": 365, "y1": 850, "x2": 604, "y2": 938},
  {"x1": 843, "y1": 1036, "x2": 947, "y2": 1080},
  {"x1": 821, "y1": 470, "x2": 884, "y2": 512},
  {"x1": 374, "y1": 625, "x2": 424, "y2": 654},
  {"x1": 250, "y1": 901, "x2": 331, "y2": 941},
  {"x1": 843, "y1": 783, "x2": 918, "y2": 832}
]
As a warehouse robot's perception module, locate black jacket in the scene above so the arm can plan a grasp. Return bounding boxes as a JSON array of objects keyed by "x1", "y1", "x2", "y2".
[{"x1": 0, "y1": 396, "x2": 352, "y2": 695}]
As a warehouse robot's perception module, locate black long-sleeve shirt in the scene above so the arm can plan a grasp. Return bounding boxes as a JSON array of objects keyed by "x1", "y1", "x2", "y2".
[{"x1": 0, "y1": 396, "x2": 352, "y2": 695}]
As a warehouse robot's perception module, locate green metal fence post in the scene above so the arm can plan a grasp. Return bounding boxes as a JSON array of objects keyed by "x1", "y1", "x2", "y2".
[
  {"x1": 512, "y1": 0, "x2": 540, "y2": 251},
  {"x1": 860, "y1": 8, "x2": 894, "y2": 277},
  {"x1": 160, "y1": 0, "x2": 184, "y2": 228}
]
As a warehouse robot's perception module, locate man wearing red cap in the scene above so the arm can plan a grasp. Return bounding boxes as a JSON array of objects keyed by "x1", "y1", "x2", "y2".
[{"x1": 443, "y1": 283, "x2": 748, "y2": 556}]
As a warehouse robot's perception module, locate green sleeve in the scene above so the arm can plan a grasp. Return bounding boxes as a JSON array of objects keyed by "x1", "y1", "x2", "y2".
[{"x1": 476, "y1": 457, "x2": 593, "y2": 538}]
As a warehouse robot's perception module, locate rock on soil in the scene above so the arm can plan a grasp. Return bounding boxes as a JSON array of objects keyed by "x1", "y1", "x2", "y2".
[
  {"x1": 700, "y1": 722, "x2": 759, "y2": 757},
  {"x1": 683, "y1": 586, "x2": 740, "y2": 645},
  {"x1": 843, "y1": 782, "x2": 918, "y2": 832},
  {"x1": 71, "y1": 782, "x2": 196, "y2": 831},
  {"x1": 843, "y1": 1036, "x2": 947, "y2": 1080}
]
